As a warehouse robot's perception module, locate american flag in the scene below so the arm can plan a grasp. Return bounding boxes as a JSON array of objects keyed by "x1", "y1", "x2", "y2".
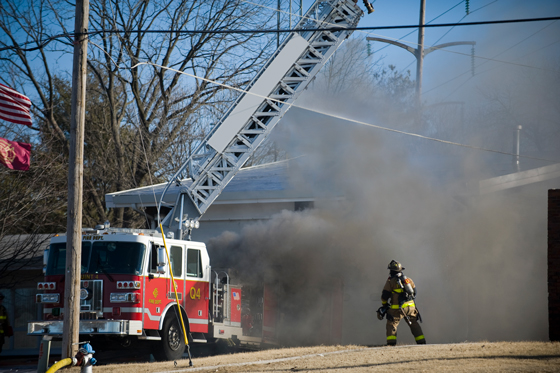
[{"x1": 0, "y1": 83, "x2": 32, "y2": 127}]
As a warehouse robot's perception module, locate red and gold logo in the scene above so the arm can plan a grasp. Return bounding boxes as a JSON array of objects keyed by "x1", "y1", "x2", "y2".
[
  {"x1": 0, "y1": 138, "x2": 16, "y2": 167},
  {"x1": 149, "y1": 288, "x2": 161, "y2": 305}
]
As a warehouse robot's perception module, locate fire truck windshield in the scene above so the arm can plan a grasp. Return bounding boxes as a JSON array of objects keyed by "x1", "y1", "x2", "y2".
[{"x1": 47, "y1": 241, "x2": 146, "y2": 276}]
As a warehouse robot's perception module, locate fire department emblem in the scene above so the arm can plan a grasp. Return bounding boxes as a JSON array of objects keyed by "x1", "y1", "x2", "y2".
[
  {"x1": 149, "y1": 288, "x2": 161, "y2": 305},
  {"x1": 0, "y1": 138, "x2": 16, "y2": 167}
]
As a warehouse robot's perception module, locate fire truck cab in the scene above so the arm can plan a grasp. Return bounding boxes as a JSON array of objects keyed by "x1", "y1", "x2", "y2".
[{"x1": 29, "y1": 228, "x2": 210, "y2": 360}]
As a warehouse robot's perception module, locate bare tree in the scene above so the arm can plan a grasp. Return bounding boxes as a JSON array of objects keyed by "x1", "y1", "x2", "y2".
[
  {"x1": 0, "y1": 136, "x2": 68, "y2": 285},
  {"x1": 0, "y1": 0, "x2": 276, "y2": 228}
]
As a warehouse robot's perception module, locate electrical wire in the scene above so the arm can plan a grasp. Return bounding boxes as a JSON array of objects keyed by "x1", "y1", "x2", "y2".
[
  {"x1": 130, "y1": 61, "x2": 560, "y2": 165},
  {"x1": 83, "y1": 16, "x2": 560, "y2": 33},
  {"x1": 375, "y1": 0, "x2": 498, "y2": 75},
  {"x1": 3, "y1": 6, "x2": 556, "y2": 164},
  {"x1": 132, "y1": 109, "x2": 159, "y2": 228},
  {"x1": 425, "y1": 20, "x2": 559, "y2": 98},
  {"x1": 439, "y1": 37, "x2": 560, "y2": 101},
  {"x1": 440, "y1": 36, "x2": 560, "y2": 101},
  {"x1": 431, "y1": 0, "x2": 498, "y2": 46},
  {"x1": 1, "y1": 16, "x2": 559, "y2": 53},
  {"x1": 373, "y1": 0, "x2": 465, "y2": 55}
]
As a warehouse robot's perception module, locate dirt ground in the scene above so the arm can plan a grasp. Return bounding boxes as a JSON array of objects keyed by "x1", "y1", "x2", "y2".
[{"x1": 67, "y1": 341, "x2": 560, "y2": 373}]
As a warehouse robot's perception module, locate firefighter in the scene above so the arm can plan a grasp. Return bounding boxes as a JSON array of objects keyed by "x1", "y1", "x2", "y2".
[
  {"x1": 0, "y1": 293, "x2": 11, "y2": 354},
  {"x1": 379, "y1": 260, "x2": 426, "y2": 346}
]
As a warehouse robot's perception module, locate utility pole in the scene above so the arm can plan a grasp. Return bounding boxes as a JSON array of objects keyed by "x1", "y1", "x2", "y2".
[
  {"x1": 62, "y1": 0, "x2": 89, "y2": 359},
  {"x1": 416, "y1": 0, "x2": 426, "y2": 105},
  {"x1": 277, "y1": 0, "x2": 281, "y2": 48},
  {"x1": 513, "y1": 125, "x2": 522, "y2": 172},
  {"x1": 366, "y1": 0, "x2": 475, "y2": 104}
]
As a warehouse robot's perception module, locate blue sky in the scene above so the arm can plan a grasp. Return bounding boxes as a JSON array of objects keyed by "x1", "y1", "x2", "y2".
[{"x1": 293, "y1": 0, "x2": 560, "y2": 103}]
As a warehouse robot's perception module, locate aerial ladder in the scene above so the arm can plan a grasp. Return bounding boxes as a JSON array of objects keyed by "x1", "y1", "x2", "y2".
[{"x1": 159, "y1": 0, "x2": 364, "y2": 238}]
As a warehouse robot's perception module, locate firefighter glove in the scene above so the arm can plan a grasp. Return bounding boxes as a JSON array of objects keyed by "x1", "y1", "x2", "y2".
[{"x1": 376, "y1": 305, "x2": 388, "y2": 320}]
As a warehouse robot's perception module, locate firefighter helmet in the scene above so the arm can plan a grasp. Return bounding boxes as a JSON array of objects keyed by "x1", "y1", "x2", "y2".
[{"x1": 388, "y1": 260, "x2": 405, "y2": 272}]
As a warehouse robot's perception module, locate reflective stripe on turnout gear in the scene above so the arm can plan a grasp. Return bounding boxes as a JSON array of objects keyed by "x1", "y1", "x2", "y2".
[
  {"x1": 392, "y1": 288, "x2": 403, "y2": 293},
  {"x1": 415, "y1": 335, "x2": 425, "y2": 341},
  {"x1": 0, "y1": 316, "x2": 6, "y2": 320},
  {"x1": 390, "y1": 300, "x2": 415, "y2": 309},
  {"x1": 387, "y1": 336, "x2": 397, "y2": 340}
]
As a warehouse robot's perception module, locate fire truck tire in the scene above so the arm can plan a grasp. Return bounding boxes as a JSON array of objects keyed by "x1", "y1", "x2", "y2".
[{"x1": 155, "y1": 315, "x2": 187, "y2": 361}]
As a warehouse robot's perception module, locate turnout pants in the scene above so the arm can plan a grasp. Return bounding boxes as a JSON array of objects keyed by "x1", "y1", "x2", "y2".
[{"x1": 386, "y1": 306, "x2": 425, "y2": 345}]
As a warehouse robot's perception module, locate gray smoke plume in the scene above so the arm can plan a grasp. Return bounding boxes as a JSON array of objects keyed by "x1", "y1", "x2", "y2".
[{"x1": 207, "y1": 40, "x2": 555, "y2": 346}]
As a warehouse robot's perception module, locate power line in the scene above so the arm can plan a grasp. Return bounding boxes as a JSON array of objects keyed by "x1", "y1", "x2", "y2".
[
  {"x1": 1, "y1": 16, "x2": 559, "y2": 53},
  {"x1": 130, "y1": 61, "x2": 560, "y2": 165},
  {"x1": 431, "y1": 0, "x2": 498, "y2": 46},
  {"x1": 437, "y1": 36, "x2": 560, "y2": 101},
  {"x1": 83, "y1": 16, "x2": 560, "y2": 34},
  {"x1": 373, "y1": 0, "x2": 465, "y2": 55},
  {"x1": 425, "y1": 20, "x2": 560, "y2": 98}
]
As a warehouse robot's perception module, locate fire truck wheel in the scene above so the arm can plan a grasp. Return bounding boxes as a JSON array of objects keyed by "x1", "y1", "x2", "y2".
[{"x1": 155, "y1": 315, "x2": 186, "y2": 361}]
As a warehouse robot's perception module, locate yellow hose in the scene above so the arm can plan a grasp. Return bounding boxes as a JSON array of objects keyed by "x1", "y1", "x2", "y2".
[
  {"x1": 45, "y1": 358, "x2": 73, "y2": 373},
  {"x1": 160, "y1": 224, "x2": 189, "y2": 346}
]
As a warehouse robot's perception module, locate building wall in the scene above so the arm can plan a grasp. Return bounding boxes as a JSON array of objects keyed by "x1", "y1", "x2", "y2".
[
  {"x1": 0, "y1": 271, "x2": 44, "y2": 356},
  {"x1": 549, "y1": 189, "x2": 560, "y2": 341},
  {"x1": 193, "y1": 201, "x2": 297, "y2": 243},
  {"x1": 0, "y1": 236, "x2": 50, "y2": 355}
]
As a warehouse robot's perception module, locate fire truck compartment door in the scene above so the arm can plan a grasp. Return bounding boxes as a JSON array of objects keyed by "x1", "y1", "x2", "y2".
[{"x1": 28, "y1": 320, "x2": 142, "y2": 335}]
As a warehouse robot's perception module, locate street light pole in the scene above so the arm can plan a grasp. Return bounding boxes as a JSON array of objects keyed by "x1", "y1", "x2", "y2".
[{"x1": 366, "y1": 2, "x2": 475, "y2": 101}]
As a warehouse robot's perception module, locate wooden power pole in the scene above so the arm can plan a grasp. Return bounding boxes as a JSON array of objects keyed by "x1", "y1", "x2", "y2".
[
  {"x1": 416, "y1": 0, "x2": 426, "y2": 105},
  {"x1": 62, "y1": 0, "x2": 89, "y2": 359}
]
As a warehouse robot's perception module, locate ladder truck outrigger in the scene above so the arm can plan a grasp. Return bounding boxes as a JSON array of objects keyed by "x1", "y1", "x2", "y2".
[{"x1": 28, "y1": 0, "x2": 364, "y2": 361}]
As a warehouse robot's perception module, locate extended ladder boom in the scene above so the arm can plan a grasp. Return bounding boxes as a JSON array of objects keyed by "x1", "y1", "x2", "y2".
[{"x1": 161, "y1": 0, "x2": 363, "y2": 236}]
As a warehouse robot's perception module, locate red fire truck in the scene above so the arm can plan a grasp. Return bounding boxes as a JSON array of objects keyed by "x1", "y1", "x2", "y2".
[
  {"x1": 28, "y1": 226, "x2": 279, "y2": 360},
  {"x1": 28, "y1": 0, "x2": 362, "y2": 361}
]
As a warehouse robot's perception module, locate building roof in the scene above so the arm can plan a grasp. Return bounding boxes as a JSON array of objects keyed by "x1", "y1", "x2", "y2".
[
  {"x1": 0, "y1": 234, "x2": 52, "y2": 271},
  {"x1": 479, "y1": 162, "x2": 560, "y2": 194},
  {"x1": 105, "y1": 158, "x2": 315, "y2": 210}
]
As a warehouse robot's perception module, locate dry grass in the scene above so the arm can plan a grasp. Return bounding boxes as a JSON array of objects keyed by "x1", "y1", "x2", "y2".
[{"x1": 68, "y1": 341, "x2": 560, "y2": 372}]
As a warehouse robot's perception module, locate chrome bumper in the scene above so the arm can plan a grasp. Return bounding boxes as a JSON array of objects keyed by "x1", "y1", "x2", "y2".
[{"x1": 28, "y1": 319, "x2": 143, "y2": 336}]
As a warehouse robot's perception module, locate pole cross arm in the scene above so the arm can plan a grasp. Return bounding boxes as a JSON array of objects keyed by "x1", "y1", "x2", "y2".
[
  {"x1": 366, "y1": 37, "x2": 475, "y2": 58},
  {"x1": 424, "y1": 41, "x2": 476, "y2": 56},
  {"x1": 366, "y1": 36, "x2": 416, "y2": 55}
]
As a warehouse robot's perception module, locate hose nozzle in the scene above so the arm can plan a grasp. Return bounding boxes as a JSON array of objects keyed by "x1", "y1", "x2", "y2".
[{"x1": 363, "y1": 0, "x2": 374, "y2": 14}]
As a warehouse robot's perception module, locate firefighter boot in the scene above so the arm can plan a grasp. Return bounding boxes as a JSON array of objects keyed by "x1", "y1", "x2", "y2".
[
  {"x1": 386, "y1": 309, "x2": 400, "y2": 346},
  {"x1": 409, "y1": 313, "x2": 426, "y2": 344}
]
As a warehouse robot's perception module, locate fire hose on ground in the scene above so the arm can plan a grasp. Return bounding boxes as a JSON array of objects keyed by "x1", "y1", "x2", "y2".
[
  {"x1": 45, "y1": 343, "x2": 97, "y2": 373},
  {"x1": 45, "y1": 358, "x2": 73, "y2": 373}
]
